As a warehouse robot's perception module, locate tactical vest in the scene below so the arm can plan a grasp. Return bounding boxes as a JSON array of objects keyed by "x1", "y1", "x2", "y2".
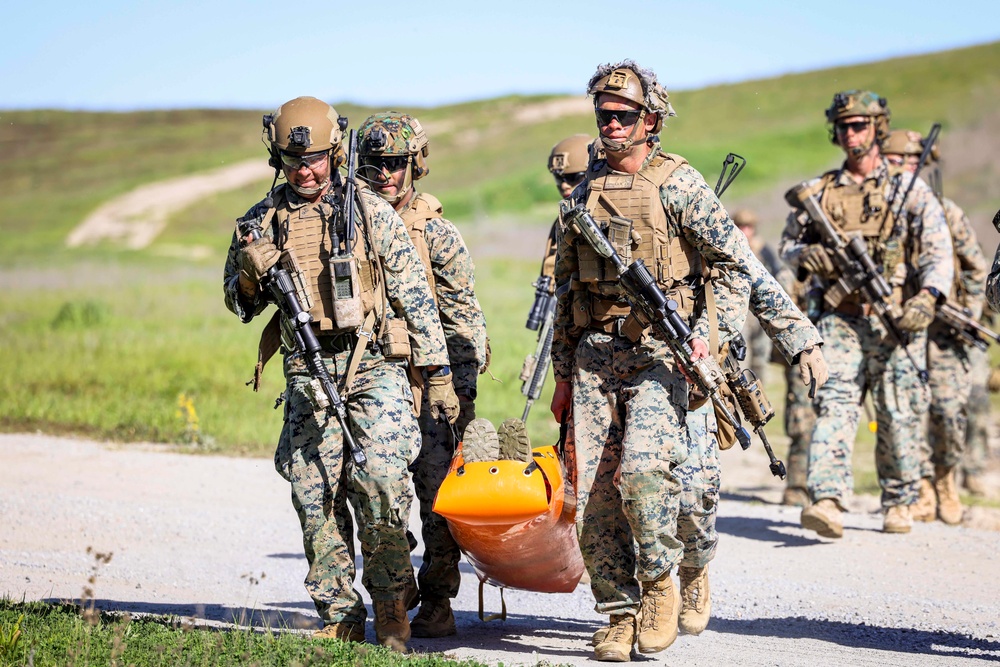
[
  {"x1": 271, "y1": 184, "x2": 379, "y2": 332},
  {"x1": 572, "y1": 151, "x2": 700, "y2": 325},
  {"x1": 399, "y1": 192, "x2": 440, "y2": 302},
  {"x1": 801, "y1": 169, "x2": 905, "y2": 303}
]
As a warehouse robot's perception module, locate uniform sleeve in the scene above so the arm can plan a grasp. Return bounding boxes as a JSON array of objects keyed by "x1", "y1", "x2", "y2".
[
  {"x1": 747, "y1": 258, "x2": 823, "y2": 362},
  {"x1": 945, "y1": 199, "x2": 987, "y2": 319},
  {"x1": 903, "y1": 174, "x2": 953, "y2": 295},
  {"x1": 551, "y1": 212, "x2": 580, "y2": 384},
  {"x1": 425, "y1": 216, "x2": 488, "y2": 395},
  {"x1": 661, "y1": 165, "x2": 752, "y2": 344},
  {"x1": 540, "y1": 220, "x2": 559, "y2": 285},
  {"x1": 365, "y1": 193, "x2": 449, "y2": 367},
  {"x1": 223, "y1": 204, "x2": 272, "y2": 323}
]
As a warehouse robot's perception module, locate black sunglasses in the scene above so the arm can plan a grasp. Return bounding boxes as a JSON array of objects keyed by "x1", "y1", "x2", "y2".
[
  {"x1": 555, "y1": 172, "x2": 586, "y2": 186},
  {"x1": 595, "y1": 109, "x2": 643, "y2": 127},
  {"x1": 361, "y1": 155, "x2": 410, "y2": 173},
  {"x1": 835, "y1": 120, "x2": 871, "y2": 134}
]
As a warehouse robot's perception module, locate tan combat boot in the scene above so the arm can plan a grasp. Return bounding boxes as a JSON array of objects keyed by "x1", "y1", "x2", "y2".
[
  {"x1": 313, "y1": 620, "x2": 365, "y2": 642},
  {"x1": 497, "y1": 417, "x2": 532, "y2": 462},
  {"x1": 636, "y1": 572, "x2": 680, "y2": 653},
  {"x1": 678, "y1": 565, "x2": 711, "y2": 635},
  {"x1": 910, "y1": 478, "x2": 937, "y2": 522},
  {"x1": 935, "y1": 465, "x2": 963, "y2": 525},
  {"x1": 410, "y1": 597, "x2": 456, "y2": 638},
  {"x1": 374, "y1": 599, "x2": 410, "y2": 653},
  {"x1": 782, "y1": 487, "x2": 811, "y2": 508},
  {"x1": 883, "y1": 504, "x2": 912, "y2": 534},
  {"x1": 594, "y1": 614, "x2": 636, "y2": 662},
  {"x1": 462, "y1": 418, "x2": 500, "y2": 463},
  {"x1": 800, "y1": 498, "x2": 843, "y2": 538}
]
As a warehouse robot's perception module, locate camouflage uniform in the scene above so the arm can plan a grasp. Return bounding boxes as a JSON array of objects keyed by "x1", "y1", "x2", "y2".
[
  {"x1": 552, "y1": 138, "x2": 758, "y2": 616},
  {"x1": 677, "y1": 260, "x2": 822, "y2": 567},
  {"x1": 401, "y1": 192, "x2": 488, "y2": 603},
  {"x1": 781, "y1": 161, "x2": 953, "y2": 509},
  {"x1": 987, "y1": 230, "x2": 1000, "y2": 313},
  {"x1": 962, "y1": 342, "x2": 991, "y2": 482},
  {"x1": 224, "y1": 182, "x2": 448, "y2": 627},
  {"x1": 741, "y1": 236, "x2": 785, "y2": 383},
  {"x1": 923, "y1": 198, "x2": 987, "y2": 475}
]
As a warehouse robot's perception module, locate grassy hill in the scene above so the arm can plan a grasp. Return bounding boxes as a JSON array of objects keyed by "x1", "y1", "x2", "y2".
[{"x1": 1, "y1": 40, "x2": 998, "y2": 457}]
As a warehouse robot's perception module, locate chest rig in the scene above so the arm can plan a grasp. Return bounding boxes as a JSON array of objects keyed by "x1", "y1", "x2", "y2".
[
  {"x1": 399, "y1": 192, "x2": 441, "y2": 302},
  {"x1": 271, "y1": 185, "x2": 379, "y2": 332},
  {"x1": 569, "y1": 151, "x2": 701, "y2": 329}
]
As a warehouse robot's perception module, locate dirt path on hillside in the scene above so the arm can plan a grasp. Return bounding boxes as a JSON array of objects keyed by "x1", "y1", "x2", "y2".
[{"x1": 2, "y1": 433, "x2": 999, "y2": 666}]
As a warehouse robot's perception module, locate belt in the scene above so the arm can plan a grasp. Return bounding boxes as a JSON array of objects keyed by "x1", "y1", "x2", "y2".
[{"x1": 833, "y1": 301, "x2": 872, "y2": 318}]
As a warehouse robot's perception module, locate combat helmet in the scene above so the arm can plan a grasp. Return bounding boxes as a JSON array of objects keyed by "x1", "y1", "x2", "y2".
[
  {"x1": 357, "y1": 112, "x2": 429, "y2": 204},
  {"x1": 882, "y1": 128, "x2": 939, "y2": 162},
  {"x1": 548, "y1": 134, "x2": 592, "y2": 176},
  {"x1": 587, "y1": 60, "x2": 676, "y2": 152},
  {"x1": 263, "y1": 96, "x2": 347, "y2": 172},
  {"x1": 824, "y1": 90, "x2": 891, "y2": 156}
]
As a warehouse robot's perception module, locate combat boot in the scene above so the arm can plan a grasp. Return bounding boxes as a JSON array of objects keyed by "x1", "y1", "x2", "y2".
[
  {"x1": 313, "y1": 621, "x2": 365, "y2": 643},
  {"x1": 410, "y1": 597, "x2": 456, "y2": 638},
  {"x1": 935, "y1": 465, "x2": 963, "y2": 525},
  {"x1": 678, "y1": 565, "x2": 710, "y2": 635},
  {"x1": 800, "y1": 498, "x2": 843, "y2": 538},
  {"x1": 910, "y1": 478, "x2": 937, "y2": 522},
  {"x1": 636, "y1": 572, "x2": 680, "y2": 653},
  {"x1": 497, "y1": 417, "x2": 532, "y2": 462},
  {"x1": 374, "y1": 599, "x2": 410, "y2": 653},
  {"x1": 882, "y1": 504, "x2": 912, "y2": 534},
  {"x1": 462, "y1": 418, "x2": 499, "y2": 463},
  {"x1": 593, "y1": 614, "x2": 636, "y2": 662},
  {"x1": 782, "y1": 487, "x2": 811, "y2": 508}
]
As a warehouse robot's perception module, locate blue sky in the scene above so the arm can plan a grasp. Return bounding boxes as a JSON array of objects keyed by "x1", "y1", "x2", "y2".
[{"x1": 2, "y1": 0, "x2": 997, "y2": 111}]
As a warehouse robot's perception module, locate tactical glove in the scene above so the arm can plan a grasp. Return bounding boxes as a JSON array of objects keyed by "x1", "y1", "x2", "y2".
[
  {"x1": 988, "y1": 366, "x2": 1000, "y2": 393},
  {"x1": 427, "y1": 372, "x2": 461, "y2": 424},
  {"x1": 898, "y1": 290, "x2": 938, "y2": 332},
  {"x1": 797, "y1": 346, "x2": 829, "y2": 398},
  {"x1": 238, "y1": 237, "x2": 280, "y2": 294},
  {"x1": 799, "y1": 244, "x2": 836, "y2": 279}
]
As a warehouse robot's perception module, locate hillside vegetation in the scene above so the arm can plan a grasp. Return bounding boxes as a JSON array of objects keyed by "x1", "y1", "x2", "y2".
[{"x1": 1, "y1": 41, "x2": 998, "y2": 454}]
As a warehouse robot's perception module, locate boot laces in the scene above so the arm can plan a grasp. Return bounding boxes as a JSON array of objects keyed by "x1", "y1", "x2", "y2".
[
  {"x1": 378, "y1": 600, "x2": 404, "y2": 624},
  {"x1": 414, "y1": 599, "x2": 447, "y2": 623},
  {"x1": 680, "y1": 569, "x2": 704, "y2": 610},
  {"x1": 605, "y1": 616, "x2": 633, "y2": 643}
]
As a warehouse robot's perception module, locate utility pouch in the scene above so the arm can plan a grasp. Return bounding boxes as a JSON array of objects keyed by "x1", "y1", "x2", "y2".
[
  {"x1": 279, "y1": 248, "x2": 313, "y2": 311},
  {"x1": 381, "y1": 318, "x2": 411, "y2": 359},
  {"x1": 572, "y1": 289, "x2": 591, "y2": 329},
  {"x1": 329, "y1": 254, "x2": 364, "y2": 329},
  {"x1": 620, "y1": 311, "x2": 648, "y2": 343},
  {"x1": 607, "y1": 216, "x2": 633, "y2": 265}
]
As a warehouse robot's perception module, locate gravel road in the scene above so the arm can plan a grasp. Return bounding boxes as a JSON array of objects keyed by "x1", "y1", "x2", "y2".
[{"x1": 2, "y1": 433, "x2": 998, "y2": 666}]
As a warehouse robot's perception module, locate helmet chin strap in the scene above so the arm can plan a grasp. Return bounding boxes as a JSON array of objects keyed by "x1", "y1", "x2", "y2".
[
  {"x1": 289, "y1": 177, "x2": 330, "y2": 197},
  {"x1": 599, "y1": 110, "x2": 647, "y2": 153}
]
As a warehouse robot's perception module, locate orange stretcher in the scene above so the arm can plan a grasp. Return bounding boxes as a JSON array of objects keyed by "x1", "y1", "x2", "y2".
[{"x1": 433, "y1": 441, "x2": 584, "y2": 618}]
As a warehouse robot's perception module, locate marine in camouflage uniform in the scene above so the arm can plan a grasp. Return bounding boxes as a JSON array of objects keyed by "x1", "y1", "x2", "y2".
[
  {"x1": 223, "y1": 97, "x2": 453, "y2": 653},
  {"x1": 357, "y1": 112, "x2": 488, "y2": 638},
  {"x1": 781, "y1": 91, "x2": 953, "y2": 537},
  {"x1": 987, "y1": 208, "x2": 1000, "y2": 313},
  {"x1": 883, "y1": 129, "x2": 987, "y2": 524},
  {"x1": 550, "y1": 61, "x2": 763, "y2": 661}
]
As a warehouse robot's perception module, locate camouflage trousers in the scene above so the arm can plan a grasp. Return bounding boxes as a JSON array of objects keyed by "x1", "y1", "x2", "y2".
[
  {"x1": 783, "y1": 361, "x2": 816, "y2": 491},
  {"x1": 274, "y1": 349, "x2": 419, "y2": 625},
  {"x1": 571, "y1": 331, "x2": 688, "y2": 616},
  {"x1": 923, "y1": 326, "x2": 973, "y2": 474},
  {"x1": 676, "y1": 402, "x2": 720, "y2": 568},
  {"x1": 962, "y1": 345, "x2": 991, "y2": 477},
  {"x1": 409, "y1": 398, "x2": 475, "y2": 601},
  {"x1": 808, "y1": 312, "x2": 928, "y2": 508}
]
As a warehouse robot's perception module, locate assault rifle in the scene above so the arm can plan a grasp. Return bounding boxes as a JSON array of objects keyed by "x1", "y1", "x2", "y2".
[
  {"x1": 935, "y1": 302, "x2": 1000, "y2": 351},
  {"x1": 890, "y1": 122, "x2": 941, "y2": 221},
  {"x1": 561, "y1": 201, "x2": 751, "y2": 449},
  {"x1": 520, "y1": 275, "x2": 557, "y2": 422},
  {"x1": 237, "y1": 209, "x2": 367, "y2": 470},
  {"x1": 788, "y1": 183, "x2": 929, "y2": 384},
  {"x1": 722, "y1": 335, "x2": 786, "y2": 478}
]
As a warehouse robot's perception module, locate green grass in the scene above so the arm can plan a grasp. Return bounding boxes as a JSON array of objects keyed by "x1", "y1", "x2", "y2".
[{"x1": 0, "y1": 599, "x2": 485, "y2": 667}]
